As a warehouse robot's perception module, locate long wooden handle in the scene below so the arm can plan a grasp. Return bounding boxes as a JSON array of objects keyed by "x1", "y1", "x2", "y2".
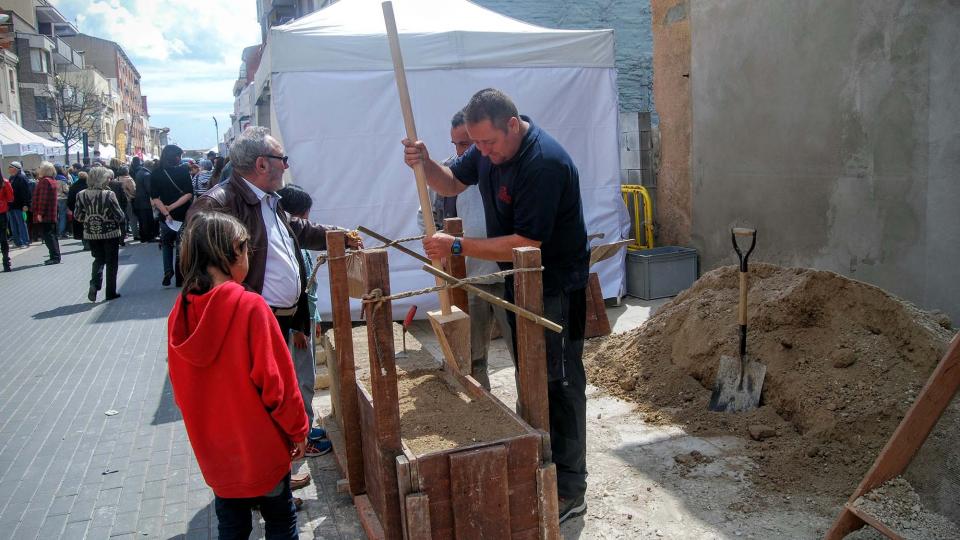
[{"x1": 382, "y1": 0, "x2": 451, "y2": 314}]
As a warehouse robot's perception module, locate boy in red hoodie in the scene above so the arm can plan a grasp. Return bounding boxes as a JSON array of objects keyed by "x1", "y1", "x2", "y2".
[
  {"x1": 168, "y1": 211, "x2": 308, "y2": 539},
  {"x1": 0, "y1": 174, "x2": 13, "y2": 271}
]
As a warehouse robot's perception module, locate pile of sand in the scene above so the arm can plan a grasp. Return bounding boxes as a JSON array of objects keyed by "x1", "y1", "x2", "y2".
[
  {"x1": 586, "y1": 264, "x2": 956, "y2": 505},
  {"x1": 851, "y1": 477, "x2": 960, "y2": 539}
]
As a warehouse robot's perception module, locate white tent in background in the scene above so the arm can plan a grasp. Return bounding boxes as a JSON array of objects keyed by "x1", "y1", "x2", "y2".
[
  {"x1": 0, "y1": 113, "x2": 62, "y2": 157},
  {"x1": 260, "y1": 0, "x2": 625, "y2": 319}
]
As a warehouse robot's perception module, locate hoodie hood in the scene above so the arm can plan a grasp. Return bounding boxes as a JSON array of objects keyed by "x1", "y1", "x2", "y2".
[{"x1": 168, "y1": 281, "x2": 245, "y2": 367}]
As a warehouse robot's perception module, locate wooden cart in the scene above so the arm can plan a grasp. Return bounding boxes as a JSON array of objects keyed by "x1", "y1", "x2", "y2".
[{"x1": 321, "y1": 229, "x2": 561, "y2": 539}]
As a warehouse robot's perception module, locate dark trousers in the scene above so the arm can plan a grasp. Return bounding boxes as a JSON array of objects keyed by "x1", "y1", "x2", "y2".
[
  {"x1": 135, "y1": 207, "x2": 157, "y2": 242},
  {"x1": 159, "y1": 220, "x2": 180, "y2": 280},
  {"x1": 214, "y1": 473, "x2": 298, "y2": 540},
  {"x1": 89, "y1": 238, "x2": 120, "y2": 297},
  {"x1": 40, "y1": 222, "x2": 60, "y2": 261},
  {"x1": 0, "y1": 213, "x2": 10, "y2": 268},
  {"x1": 505, "y1": 282, "x2": 588, "y2": 500}
]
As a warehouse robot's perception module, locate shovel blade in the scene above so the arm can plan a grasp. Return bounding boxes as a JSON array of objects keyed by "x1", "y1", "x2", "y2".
[{"x1": 708, "y1": 354, "x2": 766, "y2": 412}]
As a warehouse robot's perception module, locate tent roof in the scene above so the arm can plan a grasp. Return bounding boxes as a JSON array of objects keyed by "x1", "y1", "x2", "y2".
[
  {"x1": 0, "y1": 113, "x2": 60, "y2": 149},
  {"x1": 266, "y1": 0, "x2": 615, "y2": 72}
]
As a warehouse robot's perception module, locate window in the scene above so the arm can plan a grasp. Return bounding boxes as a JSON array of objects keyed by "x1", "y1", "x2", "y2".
[
  {"x1": 35, "y1": 96, "x2": 50, "y2": 120},
  {"x1": 8, "y1": 69, "x2": 13, "y2": 91},
  {"x1": 29, "y1": 49, "x2": 49, "y2": 73}
]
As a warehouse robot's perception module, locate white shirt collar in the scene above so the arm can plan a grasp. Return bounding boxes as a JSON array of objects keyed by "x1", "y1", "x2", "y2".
[{"x1": 239, "y1": 176, "x2": 274, "y2": 203}]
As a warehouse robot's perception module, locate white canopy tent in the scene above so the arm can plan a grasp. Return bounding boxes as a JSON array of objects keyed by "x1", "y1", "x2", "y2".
[
  {"x1": 0, "y1": 113, "x2": 63, "y2": 158},
  {"x1": 262, "y1": 0, "x2": 626, "y2": 319}
]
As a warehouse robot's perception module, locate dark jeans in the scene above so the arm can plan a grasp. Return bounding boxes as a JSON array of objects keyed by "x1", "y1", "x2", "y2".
[
  {"x1": 214, "y1": 473, "x2": 298, "y2": 540},
  {"x1": 505, "y1": 281, "x2": 588, "y2": 500},
  {"x1": 135, "y1": 207, "x2": 158, "y2": 242},
  {"x1": 159, "y1": 220, "x2": 180, "y2": 279},
  {"x1": 0, "y1": 213, "x2": 10, "y2": 268},
  {"x1": 89, "y1": 238, "x2": 120, "y2": 297},
  {"x1": 40, "y1": 222, "x2": 60, "y2": 261}
]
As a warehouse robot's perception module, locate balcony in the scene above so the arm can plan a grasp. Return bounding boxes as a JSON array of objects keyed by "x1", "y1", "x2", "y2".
[
  {"x1": 52, "y1": 37, "x2": 77, "y2": 68},
  {"x1": 26, "y1": 33, "x2": 56, "y2": 53}
]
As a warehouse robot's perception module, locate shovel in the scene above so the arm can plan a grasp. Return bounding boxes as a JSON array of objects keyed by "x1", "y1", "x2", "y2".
[{"x1": 708, "y1": 227, "x2": 766, "y2": 412}]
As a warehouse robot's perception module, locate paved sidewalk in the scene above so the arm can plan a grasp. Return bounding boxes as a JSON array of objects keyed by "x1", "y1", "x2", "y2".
[{"x1": 0, "y1": 239, "x2": 361, "y2": 539}]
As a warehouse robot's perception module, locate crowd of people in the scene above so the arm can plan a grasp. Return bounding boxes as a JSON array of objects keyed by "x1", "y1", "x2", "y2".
[
  {"x1": 3, "y1": 86, "x2": 590, "y2": 539},
  {"x1": 163, "y1": 87, "x2": 589, "y2": 539}
]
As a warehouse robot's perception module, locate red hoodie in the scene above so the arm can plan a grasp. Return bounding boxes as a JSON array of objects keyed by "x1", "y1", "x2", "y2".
[{"x1": 167, "y1": 281, "x2": 309, "y2": 498}]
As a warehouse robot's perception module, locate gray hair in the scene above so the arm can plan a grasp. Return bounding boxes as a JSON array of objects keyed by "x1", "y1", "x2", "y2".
[
  {"x1": 87, "y1": 166, "x2": 113, "y2": 190},
  {"x1": 229, "y1": 126, "x2": 275, "y2": 172}
]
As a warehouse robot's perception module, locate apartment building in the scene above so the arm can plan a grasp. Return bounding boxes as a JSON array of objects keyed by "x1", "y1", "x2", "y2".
[{"x1": 63, "y1": 33, "x2": 148, "y2": 157}]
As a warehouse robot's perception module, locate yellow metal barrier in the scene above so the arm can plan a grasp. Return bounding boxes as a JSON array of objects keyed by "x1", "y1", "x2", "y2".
[{"x1": 621, "y1": 184, "x2": 654, "y2": 251}]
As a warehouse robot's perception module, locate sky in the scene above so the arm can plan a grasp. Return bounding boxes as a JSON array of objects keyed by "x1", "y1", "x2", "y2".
[{"x1": 51, "y1": 0, "x2": 261, "y2": 151}]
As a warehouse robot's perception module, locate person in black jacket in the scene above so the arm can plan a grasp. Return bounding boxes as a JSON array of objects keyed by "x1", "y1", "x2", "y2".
[
  {"x1": 131, "y1": 158, "x2": 157, "y2": 242},
  {"x1": 6, "y1": 162, "x2": 31, "y2": 247},
  {"x1": 150, "y1": 145, "x2": 193, "y2": 286},
  {"x1": 67, "y1": 171, "x2": 89, "y2": 250}
]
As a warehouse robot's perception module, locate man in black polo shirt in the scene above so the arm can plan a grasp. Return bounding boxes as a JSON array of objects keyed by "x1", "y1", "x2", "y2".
[{"x1": 402, "y1": 88, "x2": 589, "y2": 523}]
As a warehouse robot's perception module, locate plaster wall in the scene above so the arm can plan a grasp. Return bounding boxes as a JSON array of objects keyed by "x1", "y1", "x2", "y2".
[{"x1": 688, "y1": 0, "x2": 960, "y2": 320}]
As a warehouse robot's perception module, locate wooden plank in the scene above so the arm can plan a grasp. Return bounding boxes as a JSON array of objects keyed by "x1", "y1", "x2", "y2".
[
  {"x1": 449, "y1": 445, "x2": 512, "y2": 539},
  {"x1": 364, "y1": 249, "x2": 404, "y2": 540},
  {"x1": 326, "y1": 230, "x2": 365, "y2": 496},
  {"x1": 583, "y1": 272, "x2": 611, "y2": 338},
  {"x1": 443, "y1": 217, "x2": 469, "y2": 313},
  {"x1": 827, "y1": 333, "x2": 960, "y2": 538},
  {"x1": 537, "y1": 464, "x2": 561, "y2": 540},
  {"x1": 381, "y1": 0, "x2": 451, "y2": 314},
  {"x1": 355, "y1": 493, "x2": 386, "y2": 540},
  {"x1": 512, "y1": 247, "x2": 551, "y2": 434},
  {"x1": 404, "y1": 494, "x2": 433, "y2": 540},
  {"x1": 396, "y1": 456, "x2": 412, "y2": 540},
  {"x1": 847, "y1": 505, "x2": 905, "y2": 540},
  {"x1": 848, "y1": 333, "x2": 960, "y2": 499},
  {"x1": 322, "y1": 413, "x2": 348, "y2": 478},
  {"x1": 427, "y1": 307, "x2": 471, "y2": 375}
]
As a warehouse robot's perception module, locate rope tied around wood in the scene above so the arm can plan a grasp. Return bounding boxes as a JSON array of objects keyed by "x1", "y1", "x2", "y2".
[
  {"x1": 359, "y1": 266, "x2": 543, "y2": 304},
  {"x1": 304, "y1": 234, "x2": 427, "y2": 293}
]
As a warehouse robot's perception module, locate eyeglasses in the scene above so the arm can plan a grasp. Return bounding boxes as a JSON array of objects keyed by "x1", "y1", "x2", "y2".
[{"x1": 261, "y1": 154, "x2": 289, "y2": 165}]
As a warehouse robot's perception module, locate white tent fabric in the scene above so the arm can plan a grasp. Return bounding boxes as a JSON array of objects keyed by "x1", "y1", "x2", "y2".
[
  {"x1": 267, "y1": 0, "x2": 626, "y2": 319},
  {"x1": 97, "y1": 143, "x2": 116, "y2": 160},
  {"x1": 0, "y1": 113, "x2": 62, "y2": 157}
]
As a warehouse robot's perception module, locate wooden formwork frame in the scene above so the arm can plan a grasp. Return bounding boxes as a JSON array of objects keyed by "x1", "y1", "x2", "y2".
[
  {"x1": 825, "y1": 332, "x2": 960, "y2": 539},
  {"x1": 322, "y1": 228, "x2": 561, "y2": 540}
]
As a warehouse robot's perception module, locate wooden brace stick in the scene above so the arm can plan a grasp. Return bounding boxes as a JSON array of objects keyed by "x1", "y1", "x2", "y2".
[
  {"x1": 358, "y1": 226, "x2": 563, "y2": 333},
  {"x1": 381, "y1": 1, "x2": 451, "y2": 315}
]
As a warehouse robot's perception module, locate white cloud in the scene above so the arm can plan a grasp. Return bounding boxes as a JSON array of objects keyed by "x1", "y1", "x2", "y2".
[{"x1": 51, "y1": 0, "x2": 261, "y2": 149}]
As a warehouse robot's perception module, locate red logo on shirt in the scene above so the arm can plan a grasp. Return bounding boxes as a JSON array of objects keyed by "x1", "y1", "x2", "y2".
[{"x1": 498, "y1": 185, "x2": 512, "y2": 204}]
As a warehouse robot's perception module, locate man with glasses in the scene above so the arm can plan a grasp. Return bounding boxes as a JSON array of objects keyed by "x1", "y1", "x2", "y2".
[{"x1": 187, "y1": 126, "x2": 361, "y2": 499}]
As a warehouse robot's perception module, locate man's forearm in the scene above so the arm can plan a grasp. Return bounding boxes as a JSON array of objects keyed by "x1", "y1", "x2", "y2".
[
  {"x1": 166, "y1": 193, "x2": 193, "y2": 212},
  {"x1": 423, "y1": 161, "x2": 466, "y2": 197},
  {"x1": 461, "y1": 234, "x2": 541, "y2": 262}
]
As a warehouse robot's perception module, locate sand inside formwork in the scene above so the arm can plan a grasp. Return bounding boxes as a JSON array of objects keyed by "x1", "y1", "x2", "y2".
[
  {"x1": 330, "y1": 324, "x2": 523, "y2": 456},
  {"x1": 849, "y1": 477, "x2": 960, "y2": 540},
  {"x1": 585, "y1": 263, "x2": 957, "y2": 507}
]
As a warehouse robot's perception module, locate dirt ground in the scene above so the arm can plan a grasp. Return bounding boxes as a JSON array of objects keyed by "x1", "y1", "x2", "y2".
[{"x1": 320, "y1": 263, "x2": 958, "y2": 538}]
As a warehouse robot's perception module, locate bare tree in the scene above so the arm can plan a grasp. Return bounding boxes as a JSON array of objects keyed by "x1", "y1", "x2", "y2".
[{"x1": 38, "y1": 75, "x2": 107, "y2": 162}]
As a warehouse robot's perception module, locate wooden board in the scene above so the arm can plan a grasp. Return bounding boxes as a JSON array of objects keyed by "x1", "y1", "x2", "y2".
[
  {"x1": 536, "y1": 464, "x2": 561, "y2": 540},
  {"x1": 512, "y1": 247, "x2": 550, "y2": 434},
  {"x1": 326, "y1": 230, "x2": 365, "y2": 495},
  {"x1": 405, "y1": 493, "x2": 433, "y2": 540},
  {"x1": 449, "y1": 446, "x2": 512, "y2": 539},
  {"x1": 356, "y1": 493, "x2": 387, "y2": 540},
  {"x1": 363, "y1": 249, "x2": 404, "y2": 540},
  {"x1": 427, "y1": 307, "x2": 471, "y2": 375},
  {"x1": 583, "y1": 272, "x2": 611, "y2": 339},
  {"x1": 826, "y1": 332, "x2": 960, "y2": 539}
]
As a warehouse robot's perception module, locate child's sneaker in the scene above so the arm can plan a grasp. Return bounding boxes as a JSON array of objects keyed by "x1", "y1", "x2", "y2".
[
  {"x1": 305, "y1": 439, "x2": 332, "y2": 457},
  {"x1": 308, "y1": 426, "x2": 327, "y2": 442}
]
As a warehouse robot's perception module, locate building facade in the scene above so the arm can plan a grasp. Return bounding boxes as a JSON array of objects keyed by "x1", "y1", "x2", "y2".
[
  {"x1": 5, "y1": 0, "x2": 84, "y2": 139},
  {"x1": 63, "y1": 33, "x2": 148, "y2": 158}
]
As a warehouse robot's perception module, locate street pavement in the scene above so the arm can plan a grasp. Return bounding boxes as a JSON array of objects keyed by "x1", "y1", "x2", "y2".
[{"x1": 0, "y1": 239, "x2": 362, "y2": 539}]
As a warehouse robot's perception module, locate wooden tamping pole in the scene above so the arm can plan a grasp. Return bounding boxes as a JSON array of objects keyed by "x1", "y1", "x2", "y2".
[{"x1": 382, "y1": 0, "x2": 451, "y2": 315}]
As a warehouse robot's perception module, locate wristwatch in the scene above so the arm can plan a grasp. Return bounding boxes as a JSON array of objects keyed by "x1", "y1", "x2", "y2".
[{"x1": 451, "y1": 238, "x2": 462, "y2": 255}]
